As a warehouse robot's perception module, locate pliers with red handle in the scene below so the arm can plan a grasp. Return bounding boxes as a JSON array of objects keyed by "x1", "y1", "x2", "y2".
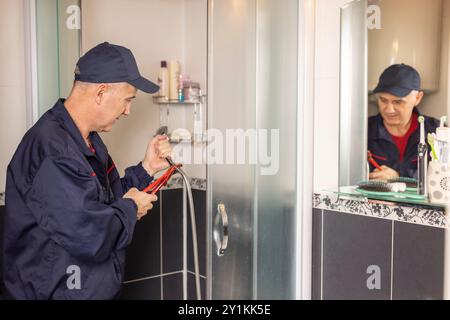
[
  {"x1": 142, "y1": 164, "x2": 182, "y2": 194},
  {"x1": 367, "y1": 151, "x2": 383, "y2": 171}
]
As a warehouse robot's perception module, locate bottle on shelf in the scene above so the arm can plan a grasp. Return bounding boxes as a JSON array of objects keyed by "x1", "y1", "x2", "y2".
[
  {"x1": 178, "y1": 74, "x2": 185, "y2": 103},
  {"x1": 169, "y1": 61, "x2": 180, "y2": 102},
  {"x1": 157, "y1": 61, "x2": 169, "y2": 101}
]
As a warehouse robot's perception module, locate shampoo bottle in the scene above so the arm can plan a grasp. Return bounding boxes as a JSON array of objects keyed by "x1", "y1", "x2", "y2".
[
  {"x1": 157, "y1": 61, "x2": 169, "y2": 100},
  {"x1": 169, "y1": 61, "x2": 181, "y2": 101}
]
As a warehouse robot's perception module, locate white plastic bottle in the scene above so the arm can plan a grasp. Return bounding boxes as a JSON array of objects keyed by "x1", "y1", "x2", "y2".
[
  {"x1": 169, "y1": 61, "x2": 180, "y2": 101},
  {"x1": 157, "y1": 61, "x2": 169, "y2": 100}
]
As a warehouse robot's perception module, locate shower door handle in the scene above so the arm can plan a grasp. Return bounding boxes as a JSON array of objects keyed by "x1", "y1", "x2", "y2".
[{"x1": 214, "y1": 203, "x2": 229, "y2": 256}]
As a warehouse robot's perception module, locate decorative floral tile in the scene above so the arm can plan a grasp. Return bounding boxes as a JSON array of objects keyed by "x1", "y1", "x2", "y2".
[
  {"x1": 164, "y1": 177, "x2": 206, "y2": 191},
  {"x1": 313, "y1": 192, "x2": 447, "y2": 229}
]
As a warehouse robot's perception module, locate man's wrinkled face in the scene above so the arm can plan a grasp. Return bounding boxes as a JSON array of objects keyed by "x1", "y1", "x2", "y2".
[
  {"x1": 377, "y1": 90, "x2": 423, "y2": 127},
  {"x1": 98, "y1": 83, "x2": 137, "y2": 132}
]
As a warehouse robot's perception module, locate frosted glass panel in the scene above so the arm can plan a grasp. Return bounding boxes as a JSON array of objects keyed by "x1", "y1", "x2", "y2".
[
  {"x1": 36, "y1": 0, "x2": 80, "y2": 117},
  {"x1": 208, "y1": 0, "x2": 298, "y2": 300},
  {"x1": 208, "y1": 0, "x2": 257, "y2": 300},
  {"x1": 36, "y1": 0, "x2": 59, "y2": 116},
  {"x1": 255, "y1": 0, "x2": 298, "y2": 300}
]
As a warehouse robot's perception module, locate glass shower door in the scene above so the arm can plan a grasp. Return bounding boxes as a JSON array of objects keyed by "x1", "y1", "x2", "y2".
[
  {"x1": 207, "y1": 0, "x2": 298, "y2": 300},
  {"x1": 207, "y1": 0, "x2": 257, "y2": 300}
]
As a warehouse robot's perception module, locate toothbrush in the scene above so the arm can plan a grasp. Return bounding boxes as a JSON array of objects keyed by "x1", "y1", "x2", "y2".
[
  {"x1": 417, "y1": 116, "x2": 428, "y2": 196},
  {"x1": 427, "y1": 133, "x2": 438, "y2": 161}
]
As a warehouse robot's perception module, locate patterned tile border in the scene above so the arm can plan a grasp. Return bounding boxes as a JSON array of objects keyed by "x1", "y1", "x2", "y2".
[
  {"x1": 0, "y1": 179, "x2": 206, "y2": 206},
  {"x1": 313, "y1": 192, "x2": 448, "y2": 229},
  {"x1": 164, "y1": 177, "x2": 206, "y2": 191}
]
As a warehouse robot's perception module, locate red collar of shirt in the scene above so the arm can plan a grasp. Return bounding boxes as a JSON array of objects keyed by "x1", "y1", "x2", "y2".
[{"x1": 388, "y1": 112, "x2": 419, "y2": 161}]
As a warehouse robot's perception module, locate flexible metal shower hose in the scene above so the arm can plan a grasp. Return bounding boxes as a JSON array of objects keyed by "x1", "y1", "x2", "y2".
[{"x1": 175, "y1": 166, "x2": 202, "y2": 300}]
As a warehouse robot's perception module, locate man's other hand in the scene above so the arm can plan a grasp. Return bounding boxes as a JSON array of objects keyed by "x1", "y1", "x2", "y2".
[
  {"x1": 124, "y1": 188, "x2": 158, "y2": 220},
  {"x1": 369, "y1": 165, "x2": 400, "y2": 181}
]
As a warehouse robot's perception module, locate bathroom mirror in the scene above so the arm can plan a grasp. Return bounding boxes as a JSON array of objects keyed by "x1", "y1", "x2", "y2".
[{"x1": 339, "y1": 0, "x2": 450, "y2": 191}]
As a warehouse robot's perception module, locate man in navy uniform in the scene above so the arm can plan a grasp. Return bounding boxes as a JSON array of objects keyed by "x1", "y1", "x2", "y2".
[
  {"x1": 368, "y1": 64, "x2": 439, "y2": 180},
  {"x1": 4, "y1": 42, "x2": 171, "y2": 299}
]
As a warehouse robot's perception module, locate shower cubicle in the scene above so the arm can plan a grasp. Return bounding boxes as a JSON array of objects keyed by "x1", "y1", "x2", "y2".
[{"x1": 27, "y1": 0, "x2": 305, "y2": 300}]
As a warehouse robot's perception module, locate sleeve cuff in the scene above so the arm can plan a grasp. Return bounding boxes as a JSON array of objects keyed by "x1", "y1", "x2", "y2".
[
  {"x1": 136, "y1": 162, "x2": 154, "y2": 189},
  {"x1": 125, "y1": 162, "x2": 154, "y2": 190},
  {"x1": 112, "y1": 198, "x2": 138, "y2": 246}
]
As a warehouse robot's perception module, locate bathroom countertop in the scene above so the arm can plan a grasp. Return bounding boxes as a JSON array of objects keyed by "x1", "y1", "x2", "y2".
[{"x1": 314, "y1": 189, "x2": 447, "y2": 229}]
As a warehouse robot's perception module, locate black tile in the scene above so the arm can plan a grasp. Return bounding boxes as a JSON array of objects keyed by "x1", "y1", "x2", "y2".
[
  {"x1": 187, "y1": 190, "x2": 206, "y2": 276},
  {"x1": 162, "y1": 189, "x2": 184, "y2": 273},
  {"x1": 312, "y1": 208, "x2": 322, "y2": 300},
  {"x1": 124, "y1": 191, "x2": 161, "y2": 281},
  {"x1": 392, "y1": 222, "x2": 444, "y2": 300},
  {"x1": 120, "y1": 277, "x2": 161, "y2": 300},
  {"x1": 188, "y1": 273, "x2": 206, "y2": 300},
  {"x1": 0, "y1": 206, "x2": 4, "y2": 299},
  {"x1": 163, "y1": 272, "x2": 183, "y2": 300},
  {"x1": 322, "y1": 211, "x2": 392, "y2": 300}
]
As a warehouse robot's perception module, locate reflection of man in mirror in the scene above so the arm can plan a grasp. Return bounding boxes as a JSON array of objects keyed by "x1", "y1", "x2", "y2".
[{"x1": 368, "y1": 64, "x2": 439, "y2": 180}]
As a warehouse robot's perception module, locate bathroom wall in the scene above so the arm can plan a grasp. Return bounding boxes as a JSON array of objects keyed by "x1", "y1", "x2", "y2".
[
  {"x1": 0, "y1": 0, "x2": 28, "y2": 193},
  {"x1": 81, "y1": 0, "x2": 207, "y2": 300},
  {"x1": 81, "y1": 0, "x2": 207, "y2": 180}
]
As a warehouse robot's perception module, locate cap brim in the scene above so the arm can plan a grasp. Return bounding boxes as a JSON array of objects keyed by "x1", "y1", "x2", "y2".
[
  {"x1": 373, "y1": 85, "x2": 413, "y2": 98},
  {"x1": 128, "y1": 77, "x2": 160, "y2": 94}
]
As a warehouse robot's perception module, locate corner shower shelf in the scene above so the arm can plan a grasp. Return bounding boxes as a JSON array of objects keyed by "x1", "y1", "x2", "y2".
[
  {"x1": 152, "y1": 95, "x2": 207, "y2": 146},
  {"x1": 152, "y1": 95, "x2": 206, "y2": 105}
]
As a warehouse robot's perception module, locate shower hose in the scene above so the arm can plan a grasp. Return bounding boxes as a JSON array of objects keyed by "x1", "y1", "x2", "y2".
[{"x1": 168, "y1": 159, "x2": 202, "y2": 300}]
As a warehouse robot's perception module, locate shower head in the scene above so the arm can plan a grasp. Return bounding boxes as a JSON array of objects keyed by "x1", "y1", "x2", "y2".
[
  {"x1": 154, "y1": 126, "x2": 176, "y2": 166},
  {"x1": 154, "y1": 126, "x2": 169, "y2": 137}
]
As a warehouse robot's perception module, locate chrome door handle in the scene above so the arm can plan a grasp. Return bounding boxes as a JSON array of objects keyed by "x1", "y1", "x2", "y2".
[{"x1": 214, "y1": 203, "x2": 229, "y2": 256}]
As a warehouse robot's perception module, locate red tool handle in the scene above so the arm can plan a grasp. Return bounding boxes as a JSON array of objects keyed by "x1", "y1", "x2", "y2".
[
  {"x1": 142, "y1": 164, "x2": 182, "y2": 194},
  {"x1": 367, "y1": 151, "x2": 383, "y2": 171}
]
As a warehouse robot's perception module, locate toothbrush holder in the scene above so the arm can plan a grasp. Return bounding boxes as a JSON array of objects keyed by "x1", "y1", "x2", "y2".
[{"x1": 427, "y1": 161, "x2": 450, "y2": 204}]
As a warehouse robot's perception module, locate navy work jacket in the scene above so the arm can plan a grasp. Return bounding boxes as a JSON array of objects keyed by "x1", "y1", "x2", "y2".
[
  {"x1": 4, "y1": 99, "x2": 153, "y2": 299},
  {"x1": 368, "y1": 108, "x2": 439, "y2": 179}
]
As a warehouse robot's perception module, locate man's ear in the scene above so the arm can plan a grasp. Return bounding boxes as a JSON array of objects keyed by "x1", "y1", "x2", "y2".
[
  {"x1": 95, "y1": 84, "x2": 108, "y2": 105},
  {"x1": 415, "y1": 91, "x2": 424, "y2": 106}
]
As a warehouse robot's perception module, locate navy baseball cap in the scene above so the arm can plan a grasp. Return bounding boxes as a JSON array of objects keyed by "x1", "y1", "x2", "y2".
[
  {"x1": 373, "y1": 64, "x2": 421, "y2": 97},
  {"x1": 74, "y1": 42, "x2": 159, "y2": 94}
]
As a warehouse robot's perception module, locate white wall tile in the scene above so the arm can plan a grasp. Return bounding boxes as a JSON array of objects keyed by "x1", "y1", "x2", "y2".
[
  {"x1": 82, "y1": 0, "x2": 188, "y2": 176},
  {"x1": 313, "y1": 77, "x2": 340, "y2": 191},
  {"x1": 314, "y1": 0, "x2": 349, "y2": 80}
]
